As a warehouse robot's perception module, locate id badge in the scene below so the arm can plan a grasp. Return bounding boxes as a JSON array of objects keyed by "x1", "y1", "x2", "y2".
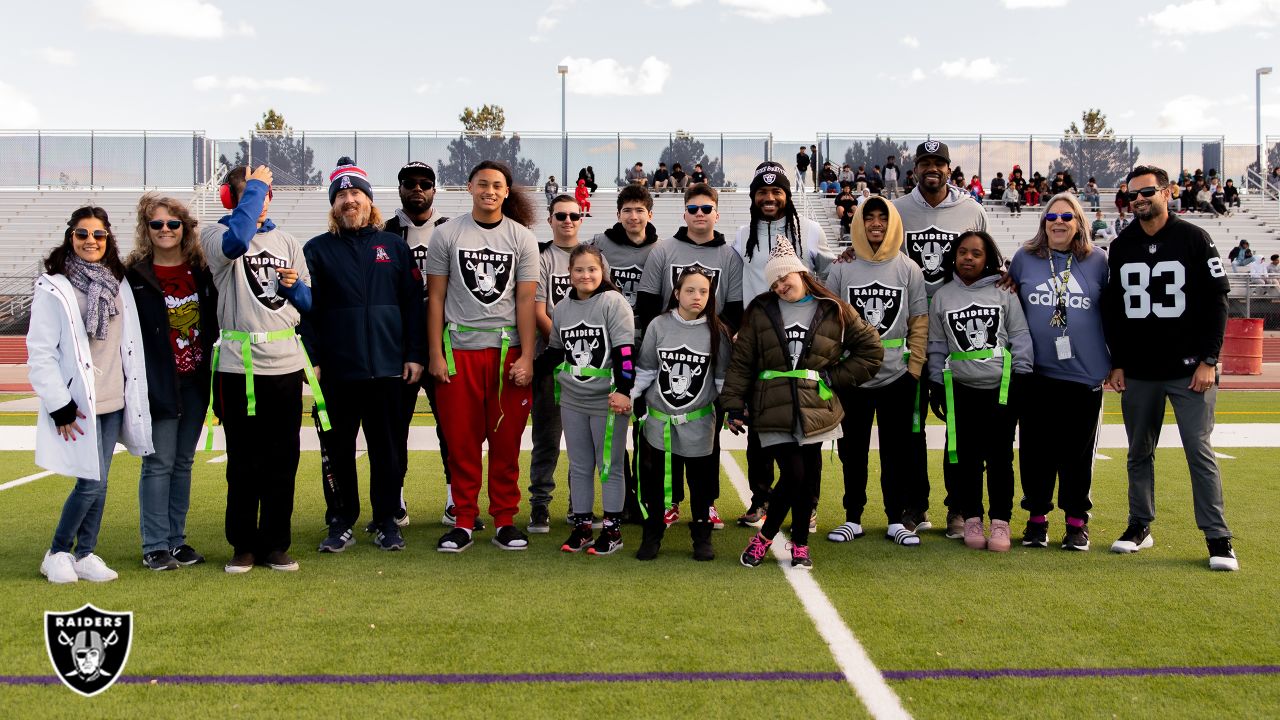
[{"x1": 1055, "y1": 335, "x2": 1073, "y2": 360}]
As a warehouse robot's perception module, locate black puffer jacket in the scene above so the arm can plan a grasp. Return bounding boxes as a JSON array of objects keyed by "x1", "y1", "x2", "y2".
[{"x1": 126, "y1": 259, "x2": 219, "y2": 420}]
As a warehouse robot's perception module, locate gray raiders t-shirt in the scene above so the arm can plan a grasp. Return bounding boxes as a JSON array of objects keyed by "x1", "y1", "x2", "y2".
[
  {"x1": 638, "y1": 311, "x2": 729, "y2": 457},
  {"x1": 638, "y1": 234, "x2": 744, "y2": 313}
]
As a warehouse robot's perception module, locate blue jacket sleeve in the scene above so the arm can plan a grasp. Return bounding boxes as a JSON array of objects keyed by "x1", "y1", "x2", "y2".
[
  {"x1": 221, "y1": 179, "x2": 269, "y2": 259},
  {"x1": 280, "y1": 278, "x2": 312, "y2": 313}
]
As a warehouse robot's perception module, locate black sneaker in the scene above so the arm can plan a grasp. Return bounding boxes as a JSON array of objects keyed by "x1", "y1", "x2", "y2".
[
  {"x1": 437, "y1": 527, "x2": 473, "y2": 553},
  {"x1": 1110, "y1": 523, "x2": 1153, "y2": 553},
  {"x1": 561, "y1": 522, "x2": 593, "y2": 553},
  {"x1": 527, "y1": 505, "x2": 551, "y2": 534},
  {"x1": 588, "y1": 521, "x2": 623, "y2": 556},
  {"x1": 374, "y1": 524, "x2": 406, "y2": 551},
  {"x1": 1022, "y1": 520, "x2": 1049, "y2": 548},
  {"x1": 1207, "y1": 537, "x2": 1239, "y2": 571},
  {"x1": 170, "y1": 544, "x2": 205, "y2": 566},
  {"x1": 567, "y1": 512, "x2": 603, "y2": 529},
  {"x1": 492, "y1": 525, "x2": 529, "y2": 551},
  {"x1": 318, "y1": 525, "x2": 355, "y2": 553},
  {"x1": 143, "y1": 549, "x2": 180, "y2": 571},
  {"x1": 1061, "y1": 523, "x2": 1090, "y2": 551}
]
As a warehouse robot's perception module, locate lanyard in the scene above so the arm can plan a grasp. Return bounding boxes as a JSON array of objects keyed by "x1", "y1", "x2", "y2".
[{"x1": 1047, "y1": 252, "x2": 1072, "y2": 330}]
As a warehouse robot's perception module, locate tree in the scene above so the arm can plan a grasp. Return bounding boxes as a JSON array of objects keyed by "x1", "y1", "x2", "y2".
[
  {"x1": 657, "y1": 133, "x2": 728, "y2": 187},
  {"x1": 218, "y1": 109, "x2": 321, "y2": 186},
  {"x1": 842, "y1": 136, "x2": 912, "y2": 175},
  {"x1": 438, "y1": 104, "x2": 541, "y2": 186},
  {"x1": 1048, "y1": 109, "x2": 1133, "y2": 187},
  {"x1": 1245, "y1": 142, "x2": 1280, "y2": 187}
]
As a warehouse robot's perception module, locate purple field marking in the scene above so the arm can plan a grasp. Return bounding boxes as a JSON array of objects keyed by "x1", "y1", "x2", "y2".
[{"x1": 3, "y1": 665, "x2": 1278, "y2": 686}]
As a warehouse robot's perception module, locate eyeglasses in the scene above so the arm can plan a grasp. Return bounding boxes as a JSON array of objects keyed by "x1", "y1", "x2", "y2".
[
  {"x1": 1123, "y1": 186, "x2": 1163, "y2": 201},
  {"x1": 72, "y1": 229, "x2": 108, "y2": 240},
  {"x1": 552, "y1": 211, "x2": 583, "y2": 222},
  {"x1": 148, "y1": 219, "x2": 183, "y2": 231},
  {"x1": 1044, "y1": 212, "x2": 1075, "y2": 222},
  {"x1": 686, "y1": 204, "x2": 715, "y2": 215},
  {"x1": 401, "y1": 179, "x2": 434, "y2": 191}
]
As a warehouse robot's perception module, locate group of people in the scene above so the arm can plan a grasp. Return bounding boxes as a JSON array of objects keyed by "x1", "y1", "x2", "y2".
[{"x1": 31, "y1": 141, "x2": 1240, "y2": 584}]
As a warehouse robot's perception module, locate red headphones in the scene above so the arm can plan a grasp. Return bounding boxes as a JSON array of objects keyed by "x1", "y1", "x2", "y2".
[{"x1": 219, "y1": 181, "x2": 273, "y2": 210}]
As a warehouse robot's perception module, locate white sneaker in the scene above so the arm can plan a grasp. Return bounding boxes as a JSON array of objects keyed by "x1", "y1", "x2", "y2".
[
  {"x1": 40, "y1": 551, "x2": 78, "y2": 584},
  {"x1": 73, "y1": 553, "x2": 119, "y2": 582}
]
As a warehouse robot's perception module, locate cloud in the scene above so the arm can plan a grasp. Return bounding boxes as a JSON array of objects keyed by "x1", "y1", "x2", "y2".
[
  {"x1": 937, "y1": 57, "x2": 1006, "y2": 82},
  {"x1": 38, "y1": 47, "x2": 75, "y2": 66},
  {"x1": 87, "y1": 0, "x2": 255, "y2": 39},
  {"x1": 1002, "y1": 0, "x2": 1069, "y2": 7},
  {"x1": 718, "y1": 0, "x2": 830, "y2": 21},
  {"x1": 0, "y1": 81, "x2": 40, "y2": 127},
  {"x1": 414, "y1": 82, "x2": 435, "y2": 94},
  {"x1": 530, "y1": 0, "x2": 575, "y2": 42},
  {"x1": 910, "y1": 68, "x2": 926, "y2": 82},
  {"x1": 559, "y1": 56, "x2": 672, "y2": 96},
  {"x1": 668, "y1": 0, "x2": 701, "y2": 6},
  {"x1": 901, "y1": 35, "x2": 919, "y2": 48},
  {"x1": 229, "y1": 93, "x2": 246, "y2": 108},
  {"x1": 193, "y1": 75, "x2": 324, "y2": 94},
  {"x1": 1156, "y1": 94, "x2": 1222, "y2": 132},
  {"x1": 1144, "y1": 0, "x2": 1280, "y2": 35}
]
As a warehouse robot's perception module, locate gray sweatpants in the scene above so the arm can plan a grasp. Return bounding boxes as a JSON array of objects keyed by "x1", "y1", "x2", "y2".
[
  {"x1": 561, "y1": 407, "x2": 629, "y2": 516},
  {"x1": 527, "y1": 373, "x2": 562, "y2": 508},
  {"x1": 1121, "y1": 375, "x2": 1230, "y2": 539}
]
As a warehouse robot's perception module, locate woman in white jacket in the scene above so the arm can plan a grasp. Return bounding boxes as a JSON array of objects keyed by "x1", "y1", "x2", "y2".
[{"x1": 30, "y1": 206, "x2": 152, "y2": 584}]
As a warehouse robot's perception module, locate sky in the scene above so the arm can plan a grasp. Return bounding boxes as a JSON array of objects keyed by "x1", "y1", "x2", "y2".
[{"x1": 3, "y1": 0, "x2": 1279, "y2": 145}]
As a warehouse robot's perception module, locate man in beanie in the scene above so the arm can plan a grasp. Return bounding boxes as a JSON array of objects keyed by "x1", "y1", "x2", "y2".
[
  {"x1": 382, "y1": 161, "x2": 461, "y2": 531},
  {"x1": 302, "y1": 158, "x2": 425, "y2": 553},
  {"x1": 731, "y1": 160, "x2": 835, "y2": 527}
]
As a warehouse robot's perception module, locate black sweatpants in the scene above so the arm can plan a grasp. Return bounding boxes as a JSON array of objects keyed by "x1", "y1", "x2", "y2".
[
  {"x1": 638, "y1": 436, "x2": 716, "y2": 527},
  {"x1": 215, "y1": 370, "x2": 302, "y2": 556},
  {"x1": 949, "y1": 382, "x2": 1019, "y2": 522},
  {"x1": 399, "y1": 374, "x2": 451, "y2": 489},
  {"x1": 837, "y1": 372, "x2": 920, "y2": 524},
  {"x1": 320, "y1": 377, "x2": 405, "y2": 530},
  {"x1": 759, "y1": 442, "x2": 822, "y2": 546},
  {"x1": 910, "y1": 378, "x2": 957, "y2": 517},
  {"x1": 1018, "y1": 374, "x2": 1101, "y2": 521}
]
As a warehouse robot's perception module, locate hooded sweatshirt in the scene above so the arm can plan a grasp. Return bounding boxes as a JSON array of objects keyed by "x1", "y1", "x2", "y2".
[
  {"x1": 637, "y1": 227, "x2": 744, "y2": 328},
  {"x1": 732, "y1": 215, "x2": 834, "y2": 302},
  {"x1": 894, "y1": 185, "x2": 989, "y2": 297},
  {"x1": 824, "y1": 200, "x2": 927, "y2": 388},
  {"x1": 590, "y1": 222, "x2": 660, "y2": 311},
  {"x1": 927, "y1": 274, "x2": 1033, "y2": 388}
]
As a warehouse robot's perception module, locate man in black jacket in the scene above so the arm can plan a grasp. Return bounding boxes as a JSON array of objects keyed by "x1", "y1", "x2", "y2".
[{"x1": 302, "y1": 159, "x2": 426, "y2": 553}]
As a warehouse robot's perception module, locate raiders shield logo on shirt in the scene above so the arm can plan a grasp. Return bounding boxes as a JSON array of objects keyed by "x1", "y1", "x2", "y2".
[
  {"x1": 550, "y1": 273, "x2": 572, "y2": 307},
  {"x1": 847, "y1": 282, "x2": 905, "y2": 333},
  {"x1": 561, "y1": 321, "x2": 608, "y2": 381},
  {"x1": 409, "y1": 245, "x2": 430, "y2": 277},
  {"x1": 610, "y1": 264, "x2": 644, "y2": 307},
  {"x1": 905, "y1": 226, "x2": 958, "y2": 285},
  {"x1": 784, "y1": 322, "x2": 809, "y2": 369},
  {"x1": 657, "y1": 344, "x2": 710, "y2": 409},
  {"x1": 669, "y1": 262, "x2": 720, "y2": 294},
  {"x1": 241, "y1": 249, "x2": 288, "y2": 311},
  {"x1": 45, "y1": 604, "x2": 133, "y2": 697},
  {"x1": 458, "y1": 248, "x2": 514, "y2": 307},
  {"x1": 946, "y1": 303, "x2": 1002, "y2": 354}
]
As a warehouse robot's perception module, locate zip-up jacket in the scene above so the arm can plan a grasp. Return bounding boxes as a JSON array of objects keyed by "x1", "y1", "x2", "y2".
[{"x1": 126, "y1": 259, "x2": 219, "y2": 419}]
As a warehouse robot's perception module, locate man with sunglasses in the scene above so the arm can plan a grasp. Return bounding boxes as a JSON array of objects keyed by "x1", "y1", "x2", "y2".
[
  {"x1": 1100, "y1": 165, "x2": 1237, "y2": 572},
  {"x1": 383, "y1": 161, "x2": 457, "y2": 531}
]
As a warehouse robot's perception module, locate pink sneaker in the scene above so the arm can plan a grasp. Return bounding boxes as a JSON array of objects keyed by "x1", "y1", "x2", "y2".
[
  {"x1": 740, "y1": 533, "x2": 772, "y2": 568},
  {"x1": 963, "y1": 517, "x2": 987, "y2": 550},
  {"x1": 663, "y1": 504, "x2": 680, "y2": 527},
  {"x1": 988, "y1": 520, "x2": 1011, "y2": 552}
]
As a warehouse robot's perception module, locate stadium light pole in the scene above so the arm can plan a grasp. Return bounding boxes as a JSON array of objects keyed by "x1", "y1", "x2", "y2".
[
  {"x1": 1258, "y1": 66, "x2": 1272, "y2": 185},
  {"x1": 559, "y1": 65, "x2": 569, "y2": 189}
]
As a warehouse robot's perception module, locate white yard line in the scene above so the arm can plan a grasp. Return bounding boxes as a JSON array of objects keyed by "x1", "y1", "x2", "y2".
[
  {"x1": 720, "y1": 451, "x2": 912, "y2": 720},
  {"x1": 207, "y1": 454, "x2": 228, "y2": 464},
  {"x1": 0, "y1": 469, "x2": 54, "y2": 491}
]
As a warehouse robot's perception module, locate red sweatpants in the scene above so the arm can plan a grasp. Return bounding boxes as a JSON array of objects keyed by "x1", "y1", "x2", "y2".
[{"x1": 434, "y1": 346, "x2": 532, "y2": 529}]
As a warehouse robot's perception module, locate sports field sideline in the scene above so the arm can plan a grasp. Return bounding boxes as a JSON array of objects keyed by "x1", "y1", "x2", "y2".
[{"x1": 3, "y1": 396, "x2": 1278, "y2": 718}]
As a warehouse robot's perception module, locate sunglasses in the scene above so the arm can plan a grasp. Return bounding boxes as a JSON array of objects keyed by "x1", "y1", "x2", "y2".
[
  {"x1": 1123, "y1": 186, "x2": 1163, "y2": 201},
  {"x1": 148, "y1": 219, "x2": 183, "y2": 231},
  {"x1": 401, "y1": 179, "x2": 434, "y2": 191},
  {"x1": 553, "y1": 211, "x2": 583, "y2": 222},
  {"x1": 72, "y1": 229, "x2": 108, "y2": 240},
  {"x1": 1043, "y1": 212, "x2": 1075, "y2": 222},
  {"x1": 686, "y1": 204, "x2": 715, "y2": 215}
]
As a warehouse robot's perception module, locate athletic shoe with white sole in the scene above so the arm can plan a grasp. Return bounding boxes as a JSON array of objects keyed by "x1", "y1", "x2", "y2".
[
  {"x1": 492, "y1": 525, "x2": 529, "y2": 551},
  {"x1": 265, "y1": 550, "x2": 299, "y2": 572},
  {"x1": 1061, "y1": 523, "x2": 1090, "y2": 551},
  {"x1": 438, "y1": 506, "x2": 485, "y2": 532},
  {"x1": 789, "y1": 543, "x2": 812, "y2": 569},
  {"x1": 737, "y1": 504, "x2": 767, "y2": 528},
  {"x1": 826, "y1": 522, "x2": 865, "y2": 543},
  {"x1": 963, "y1": 517, "x2": 987, "y2": 550},
  {"x1": 587, "y1": 521, "x2": 623, "y2": 556},
  {"x1": 1207, "y1": 537, "x2": 1239, "y2": 571},
  {"x1": 708, "y1": 505, "x2": 725, "y2": 530},
  {"x1": 1021, "y1": 520, "x2": 1049, "y2": 548},
  {"x1": 170, "y1": 544, "x2": 205, "y2": 566},
  {"x1": 1110, "y1": 524, "x2": 1153, "y2": 553},
  {"x1": 41, "y1": 551, "x2": 78, "y2": 584},
  {"x1": 374, "y1": 524, "x2": 406, "y2": 551},
  {"x1": 143, "y1": 549, "x2": 181, "y2": 571},
  {"x1": 437, "y1": 528, "x2": 473, "y2": 553},
  {"x1": 527, "y1": 505, "x2": 551, "y2": 534},
  {"x1": 319, "y1": 525, "x2": 355, "y2": 553},
  {"x1": 740, "y1": 533, "x2": 772, "y2": 568},
  {"x1": 224, "y1": 552, "x2": 255, "y2": 574},
  {"x1": 945, "y1": 511, "x2": 965, "y2": 539},
  {"x1": 988, "y1": 519, "x2": 1012, "y2": 552},
  {"x1": 74, "y1": 553, "x2": 118, "y2": 582},
  {"x1": 561, "y1": 522, "x2": 593, "y2": 553},
  {"x1": 393, "y1": 506, "x2": 410, "y2": 527}
]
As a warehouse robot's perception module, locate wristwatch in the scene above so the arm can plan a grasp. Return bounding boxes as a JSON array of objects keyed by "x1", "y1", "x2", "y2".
[{"x1": 1201, "y1": 356, "x2": 1218, "y2": 367}]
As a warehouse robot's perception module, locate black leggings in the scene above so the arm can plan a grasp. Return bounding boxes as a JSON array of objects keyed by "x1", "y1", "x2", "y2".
[
  {"x1": 759, "y1": 442, "x2": 822, "y2": 546},
  {"x1": 948, "y1": 383, "x2": 1018, "y2": 521},
  {"x1": 638, "y1": 437, "x2": 717, "y2": 527}
]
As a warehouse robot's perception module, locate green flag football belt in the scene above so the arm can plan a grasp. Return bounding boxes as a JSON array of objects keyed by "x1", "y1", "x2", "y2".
[
  {"x1": 554, "y1": 361, "x2": 623, "y2": 487},
  {"x1": 758, "y1": 368, "x2": 833, "y2": 401},
  {"x1": 636, "y1": 404, "x2": 715, "y2": 520},
  {"x1": 203, "y1": 327, "x2": 329, "y2": 451},
  {"x1": 444, "y1": 322, "x2": 515, "y2": 431},
  {"x1": 943, "y1": 346, "x2": 1012, "y2": 464}
]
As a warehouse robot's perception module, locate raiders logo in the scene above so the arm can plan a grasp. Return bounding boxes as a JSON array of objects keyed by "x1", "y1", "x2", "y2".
[
  {"x1": 410, "y1": 245, "x2": 430, "y2": 277},
  {"x1": 657, "y1": 344, "x2": 710, "y2": 409},
  {"x1": 763, "y1": 173, "x2": 777, "y2": 185},
  {"x1": 669, "y1": 263, "x2": 720, "y2": 295},
  {"x1": 241, "y1": 249, "x2": 288, "y2": 311},
  {"x1": 550, "y1": 273, "x2": 572, "y2": 307},
  {"x1": 784, "y1": 322, "x2": 809, "y2": 369},
  {"x1": 847, "y1": 281, "x2": 905, "y2": 332},
  {"x1": 905, "y1": 226, "x2": 958, "y2": 285},
  {"x1": 45, "y1": 604, "x2": 133, "y2": 697},
  {"x1": 946, "y1": 303, "x2": 1002, "y2": 355},
  {"x1": 458, "y1": 248, "x2": 514, "y2": 307},
  {"x1": 561, "y1": 321, "x2": 608, "y2": 382},
  {"x1": 923, "y1": 140, "x2": 941, "y2": 153},
  {"x1": 610, "y1": 264, "x2": 644, "y2": 307}
]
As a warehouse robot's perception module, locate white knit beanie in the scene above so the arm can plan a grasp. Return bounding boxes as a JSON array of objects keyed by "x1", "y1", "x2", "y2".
[{"x1": 764, "y1": 235, "x2": 808, "y2": 288}]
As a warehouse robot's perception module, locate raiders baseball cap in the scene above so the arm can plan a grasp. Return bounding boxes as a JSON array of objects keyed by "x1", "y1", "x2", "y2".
[
  {"x1": 914, "y1": 140, "x2": 951, "y2": 165},
  {"x1": 398, "y1": 161, "x2": 436, "y2": 183}
]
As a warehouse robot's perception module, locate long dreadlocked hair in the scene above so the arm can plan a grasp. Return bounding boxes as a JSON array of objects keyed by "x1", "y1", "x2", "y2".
[{"x1": 744, "y1": 194, "x2": 802, "y2": 262}]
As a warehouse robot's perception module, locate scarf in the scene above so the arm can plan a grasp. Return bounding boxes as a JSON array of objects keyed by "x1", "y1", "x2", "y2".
[{"x1": 65, "y1": 255, "x2": 120, "y2": 341}]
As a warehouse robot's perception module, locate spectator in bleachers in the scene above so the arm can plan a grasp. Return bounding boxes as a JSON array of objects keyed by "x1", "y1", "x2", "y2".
[
  {"x1": 1269, "y1": 167, "x2": 1280, "y2": 191},
  {"x1": 989, "y1": 172, "x2": 1006, "y2": 201},
  {"x1": 950, "y1": 166, "x2": 965, "y2": 187},
  {"x1": 670, "y1": 162, "x2": 688, "y2": 191},
  {"x1": 1114, "y1": 182, "x2": 1130, "y2": 215},
  {"x1": 835, "y1": 183, "x2": 857, "y2": 236},
  {"x1": 1210, "y1": 179, "x2": 1228, "y2": 216},
  {"x1": 868, "y1": 165, "x2": 884, "y2": 195},
  {"x1": 967, "y1": 175, "x2": 984, "y2": 203},
  {"x1": 838, "y1": 163, "x2": 855, "y2": 186},
  {"x1": 1223, "y1": 179, "x2": 1240, "y2": 209},
  {"x1": 856, "y1": 188, "x2": 873, "y2": 206},
  {"x1": 795, "y1": 146, "x2": 811, "y2": 191},
  {"x1": 578, "y1": 166, "x2": 598, "y2": 193},
  {"x1": 544, "y1": 176, "x2": 558, "y2": 207},
  {"x1": 854, "y1": 165, "x2": 868, "y2": 192},
  {"x1": 1010, "y1": 165, "x2": 1025, "y2": 189},
  {"x1": 1112, "y1": 212, "x2": 1130, "y2": 236},
  {"x1": 1193, "y1": 180, "x2": 1214, "y2": 215},
  {"x1": 652, "y1": 162, "x2": 671, "y2": 193},
  {"x1": 811, "y1": 144, "x2": 821, "y2": 192},
  {"x1": 1003, "y1": 182, "x2": 1022, "y2": 216},
  {"x1": 575, "y1": 178, "x2": 593, "y2": 217},
  {"x1": 1167, "y1": 181, "x2": 1182, "y2": 213},
  {"x1": 1023, "y1": 183, "x2": 1041, "y2": 208},
  {"x1": 627, "y1": 162, "x2": 648, "y2": 187},
  {"x1": 690, "y1": 163, "x2": 708, "y2": 186},
  {"x1": 903, "y1": 169, "x2": 917, "y2": 194},
  {"x1": 1227, "y1": 240, "x2": 1250, "y2": 263},
  {"x1": 1082, "y1": 177, "x2": 1100, "y2": 211},
  {"x1": 1231, "y1": 246, "x2": 1254, "y2": 271},
  {"x1": 883, "y1": 156, "x2": 901, "y2": 199},
  {"x1": 1090, "y1": 210, "x2": 1111, "y2": 241},
  {"x1": 819, "y1": 162, "x2": 839, "y2": 195}
]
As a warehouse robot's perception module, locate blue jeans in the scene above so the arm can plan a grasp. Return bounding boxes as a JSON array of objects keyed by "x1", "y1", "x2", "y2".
[
  {"x1": 139, "y1": 375, "x2": 205, "y2": 553},
  {"x1": 50, "y1": 410, "x2": 123, "y2": 558}
]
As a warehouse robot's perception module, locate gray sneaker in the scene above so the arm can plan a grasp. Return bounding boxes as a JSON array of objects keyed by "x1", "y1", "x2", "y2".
[
  {"x1": 143, "y1": 549, "x2": 180, "y2": 571},
  {"x1": 527, "y1": 505, "x2": 551, "y2": 534}
]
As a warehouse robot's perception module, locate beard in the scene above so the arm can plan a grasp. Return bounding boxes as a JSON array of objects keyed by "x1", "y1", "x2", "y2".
[
  {"x1": 335, "y1": 203, "x2": 370, "y2": 230},
  {"x1": 401, "y1": 192, "x2": 432, "y2": 214}
]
